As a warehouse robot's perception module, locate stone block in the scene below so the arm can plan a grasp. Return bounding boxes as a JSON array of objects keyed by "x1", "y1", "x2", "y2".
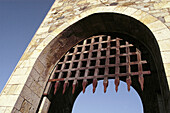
[
  {"x1": 20, "y1": 85, "x2": 40, "y2": 109},
  {"x1": 0, "y1": 95, "x2": 18, "y2": 107},
  {"x1": 123, "y1": 7, "x2": 138, "y2": 16},
  {"x1": 4, "y1": 107, "x2": 13, "y2": 113},
  {"x1": 36, "y1": 26, "x2": 50, "y2": 35},
  {"x1": 30, "y1": 68, "x2": 40, "y2": 81},
  {"x1": 30, "y1": 49, "x2": 42, "y2": 59},
  {"x1": 154, "y1": 2, "x2": 170, "y2": 9},
  {"x1": 158, "y1": 39, "x2": 170, "y2": 52},
  {"x1": 25, "y1": 75, "x2": 33, "y2": 87},
  {"x1": 38, "y1": 97, "x2": 51, "y2": 113},
  {"x1": 139, "y1": 13, "x2": 157, "y2": 25},
  {"x1": 0, "y1": 107, "x2": 6, "y2": 113},
  {"x1": 131, "y1": 10, "x2": 148, "y2": 20},
  {"x1": 13, "y1": 85, "x2": 24, "y2": 95},
  {"x1": 113, "y1": 6, "x2": 128, "y2": 14},
  {"x1": 153, "y1": 28, "x2": 170, "y2": 41},
  {"x1": 147, "y1": 20, "x2": 167, "y2": 32},
  {"x1": 164, "y1": 15, "x2": 170, "y2": 23},
  {"x1": 30, "y1": 81, "x2": 43, "y2": 97},
  {"x1": 1, "y1": 85, "x2": 12, "y2": 95},
  {"x1": 20, "y1": 100, "x2": 32, "y2": 113},
  {"x1": 38, "y1": 76, "x2": 46, "y2": 87},
  {"x1": 20, "y1": 86, "x2": 33, "y2": 104},
  {"x1": 14, "y1": 96, "x2": 24, "y2": 110},
  {"x1": 164, "y1": 63, "x2": 170, "y2": 77},
  {"x1": 21, "y1": 59, "x2": 36, "y2": 68},
  {"x1": 8, "y1": 75, "x2": 29, "y2": 85},
  {"x1": 7, "y1": 85, "x2": 18, "y2": 95},
  {"x1": 12, "y1": 108, "x2": 22, "y2": 113},
  {"x1": 13, "y1": 68, "x2": 28, "y2": 75},
  {"x1": 34, "y1": 60, "x2": 45, "y2": 75},
  {"x1": 161, "y1": 51, "x2": 170, "y2": 63}
]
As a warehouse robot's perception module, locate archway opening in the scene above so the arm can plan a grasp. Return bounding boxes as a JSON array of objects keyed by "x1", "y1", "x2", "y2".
[
  {"x1": 39, "y1": 13, "x2": 168, "y2": 113},
  {"x1": 47, "y1": 34, "x2": 151, "y2": 113},
  {"x1": 72, "y1": 80, "x2": 143, "y2": 113}
]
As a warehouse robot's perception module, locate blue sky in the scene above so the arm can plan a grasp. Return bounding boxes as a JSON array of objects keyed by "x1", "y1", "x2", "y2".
[
  {"x1": 0, "y1": 1, "x2": 143, "y2": 113},
  {"x1": 0, "y1": 0, "x2": 54, "y2": 92}
]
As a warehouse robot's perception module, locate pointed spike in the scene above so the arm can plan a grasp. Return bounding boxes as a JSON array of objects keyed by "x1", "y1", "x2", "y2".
[
  {"x1": 72, "y1": 84, "x2": 76, "y2": 94},
  {"x1": 103, "y1": 80, "x2": 108, "y2": 93},
  {"x1": 114, "y1": 77, "x2": 120, "y2": 92},
  {"x1": 54, "y1": 82, "x2": 60, "y2": 95},
  {"x1": 63, "y1": 82, "x2": 68, "y2": 94},
  {"x1": 82, "y1": 81, "x2": 87, "y2": 93},
  {"x1": 93, "y1": 79, "x2": 98, "y2": 93},
  {"x1": 139, "y1": 75, "x2": 144, "y2": 91},
  {"x1": 126, "y1": 76, "x2": 132, "y2": 92}
]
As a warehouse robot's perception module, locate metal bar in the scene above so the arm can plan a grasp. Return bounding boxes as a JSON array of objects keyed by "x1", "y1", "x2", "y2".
[{"x1": 49, "y1": 71, "x2": 151, "y2": 82}]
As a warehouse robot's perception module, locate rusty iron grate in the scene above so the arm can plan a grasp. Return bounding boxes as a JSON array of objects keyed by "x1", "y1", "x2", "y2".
[{"x1": 48, "y1": 35, "x2": 151, "y2": 95}]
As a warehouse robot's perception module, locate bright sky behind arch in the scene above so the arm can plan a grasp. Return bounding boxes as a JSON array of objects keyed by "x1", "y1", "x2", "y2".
[
  {"x1": 0, "y1": 1, "x2": 143, "y2": 113},
  {"x1": 72, "y1": 80, "x2": 143, "y2": 113}
]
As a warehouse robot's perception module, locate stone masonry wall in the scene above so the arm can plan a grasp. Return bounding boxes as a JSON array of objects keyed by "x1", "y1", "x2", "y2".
[{"x1": 0, "y1": 0, "x2": 169, "y2": 113}]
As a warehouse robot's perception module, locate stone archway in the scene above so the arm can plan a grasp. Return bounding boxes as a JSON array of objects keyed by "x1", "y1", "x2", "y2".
[
  {"x1": 38, "y1": 12, "x2": 169, "y2": 113},
  {"x1": 0, "y1": 5, "x2": 169, "y2": 113}
]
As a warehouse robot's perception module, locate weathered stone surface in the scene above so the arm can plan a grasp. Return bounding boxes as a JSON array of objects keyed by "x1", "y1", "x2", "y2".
[
  {"x1": 4, "y1": 107, "x2": 13, "y2": 113},
  {"x1": 0, "y1": 95, "x2": 18, "y2": 106},
  {"x1": 14, "y1": 96, "x2": 24, "y2": 110},
  {"x1": 34, "y1": 60, "x2": 45, "y2": 75},
  {"x1": 30, "y1": 81, "x2": 43, "y2": 97},
  {"x1": 30, "y1": 68, "x2": 40, "y2": 81},
  {"x1": 8, "y1": 75, "x2": 29, "y2": 85},
  {"x1": 38, "y1": 97, "x2": 51, "y2": 113},
  {"x1": 20, "y1": 100, "x2": 32, "y2": 113},
  {"x1": 158, "y1": 39, "x2": 170, "y2": 51},
  {"x1": 164, "y1": 15, "x2": 170, "y2": 23},
  {"x1": 153, "y1": 28, "x2": 170, "y2": 41},
  {"x1": 12, "y1": 108, "x2": 22, "y2": 113},
  {"x1": 161, "y1": 51, "x2": 170, "y2": 63},
  {"x1": 147, "y1": 20, "x2": 167, "y2": 32},
  {"x1": 0, "y1": 107, "x2": 6, "y2": 113}
]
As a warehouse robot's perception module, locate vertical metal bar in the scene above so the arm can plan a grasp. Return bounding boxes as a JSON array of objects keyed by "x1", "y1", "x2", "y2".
[
  {"x1": 126, "y1": 41, "x2": 132, "y2": 92},
  {"x1": 103, "y1": 36, "x2": 110, "y2": 93},
  {"x1": 137, "y1": 49, "x2": 144, "y2": 91},
  {"x1": 114, "y1": 37, "x2": 120, "y2": 92}
]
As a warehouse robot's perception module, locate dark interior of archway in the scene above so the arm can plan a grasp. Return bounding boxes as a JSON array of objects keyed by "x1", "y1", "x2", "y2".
[{"x1": 39, "y1": 13, "x2": 169, "y2": 113}]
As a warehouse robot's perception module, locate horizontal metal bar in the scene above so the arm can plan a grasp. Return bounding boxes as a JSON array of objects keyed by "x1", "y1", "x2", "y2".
[{"x1": 49, "y1": 71, "x2": 151, "y2": 82}]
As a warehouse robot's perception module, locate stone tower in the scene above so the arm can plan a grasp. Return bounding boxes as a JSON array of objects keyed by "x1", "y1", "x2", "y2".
[{"x1": 0, "y1": 0, "x2": 170, "y2": 113}]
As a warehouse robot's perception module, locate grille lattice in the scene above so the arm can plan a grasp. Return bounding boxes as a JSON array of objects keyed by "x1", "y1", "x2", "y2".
[{"x1": 48, "y1": 35, "x2": 150, "y2": 94}]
